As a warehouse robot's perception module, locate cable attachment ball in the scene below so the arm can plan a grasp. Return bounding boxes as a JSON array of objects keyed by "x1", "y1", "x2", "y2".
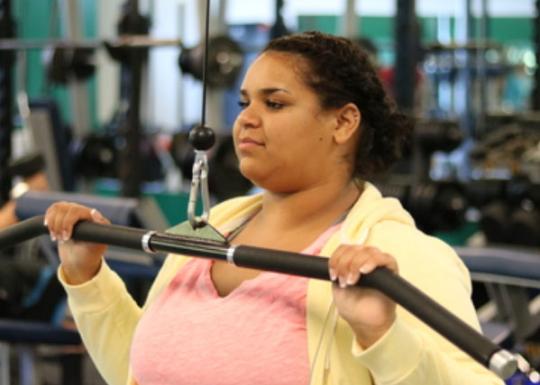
[
  {"x1": 188, "y1": 150, "x2": 211, "y2": 229},
  {"x1": 187, "y1": 124, "x2": 214, "y2": 229},
  {"x1": 189, "y1": 124, "x2": 215, "y2": 151}
]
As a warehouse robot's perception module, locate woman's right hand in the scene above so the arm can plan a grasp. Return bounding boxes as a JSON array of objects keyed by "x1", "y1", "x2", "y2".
[{"x1": 44, "y1": 202, "x2": 110, "y2": 285}]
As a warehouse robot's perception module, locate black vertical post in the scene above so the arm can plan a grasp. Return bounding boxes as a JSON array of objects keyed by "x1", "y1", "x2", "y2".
[
  {"x1": 61, "y1": 353, "x2": 83, "y2": 385},
  {"x1": 476, "y1": 0, "x2": 488, "y2": 136},
  {"x1": 532, "y1": 0, "x2": 540, "y2": 110},
  {"x1": 457, "y1": 0, "x2": 475, "y2": 139},
  {"x1": 395, "y1": 0, "x2": 424, "y2": 183},
  {"x1": 116, "y1": 0, "x2": 149, "y2": 197},
  {"x1": 394, "y1": 0, "x2": 418, "y2": 112},
  {"x1": 0, "y1": 0, "x2": 14, "y2": 206},
  {"x1": 270, "y1": 0, "x2": 289, "y2": 39}
]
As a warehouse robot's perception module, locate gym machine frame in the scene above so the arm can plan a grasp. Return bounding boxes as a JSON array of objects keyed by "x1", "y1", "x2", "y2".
[{"x1": 0, "y1": 0, "x2": 15, "y2": 206}]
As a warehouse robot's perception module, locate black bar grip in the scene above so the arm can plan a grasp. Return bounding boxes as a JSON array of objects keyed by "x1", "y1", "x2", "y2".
[
  {"x1": 0, "y1": 216, "x2": 147, "y2": 252},
  {"x1": 232, "y1": 245, "x2": 499, "y2": 368},
  {"x1": 72, "y1": 221, "x2": 147, "y2": 250},
  {"x1": 0, "y1": 215, "x2": 47, "y2": 248},
  {"x1": 0, "y1": 217, "x2": 518, "y2": 378},
  {"x1": 362, "y1": 268, "x2": 498, "y2": 367}
]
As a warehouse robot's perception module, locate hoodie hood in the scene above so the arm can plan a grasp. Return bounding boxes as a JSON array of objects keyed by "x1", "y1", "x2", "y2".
[
  {"x1": 208, "y1": 182, "x2": 415, "y2": 250},
  {"x1": 339, "y1": 182, "x2": 416, "y2": 246}
]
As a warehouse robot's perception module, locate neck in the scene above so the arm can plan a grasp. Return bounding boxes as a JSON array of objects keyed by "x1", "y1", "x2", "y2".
[{"x1": 259, "y1": 177, "x2": 362, "y2": 230}]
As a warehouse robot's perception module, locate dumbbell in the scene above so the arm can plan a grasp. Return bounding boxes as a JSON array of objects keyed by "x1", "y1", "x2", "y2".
[
  {"x1": 43, "y1": 47, "x2": 96, "y2": 84},
  {"x1": 407, "y1": 182, "x2": 467, "y2": 233},
  {"x1": 179, "y1": 35, "x2": 244, "y2": 88}
]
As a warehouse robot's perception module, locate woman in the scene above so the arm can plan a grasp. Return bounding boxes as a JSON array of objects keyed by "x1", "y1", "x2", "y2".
[{"x1": 45, "y1": 32, "x2": 503, "y2": 385}]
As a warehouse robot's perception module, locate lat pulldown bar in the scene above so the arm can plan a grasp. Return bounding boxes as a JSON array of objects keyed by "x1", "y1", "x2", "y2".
[{"x1": 0, "y1": 215, "x2": 528, "y2": 381}]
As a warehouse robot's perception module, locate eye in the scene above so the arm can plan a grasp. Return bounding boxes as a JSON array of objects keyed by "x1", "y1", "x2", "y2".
[
  {"x1": 238, "y1": 100, "x2": 249, "y2": 109},
  {"x1": 266, "y1": 100, "x2": 285, "y2": 110}
]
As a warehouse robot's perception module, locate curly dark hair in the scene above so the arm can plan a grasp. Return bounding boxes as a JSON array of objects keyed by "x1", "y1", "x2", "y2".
[{"x1": 263, "y1": 31, "x2": 412, "y2": 179}]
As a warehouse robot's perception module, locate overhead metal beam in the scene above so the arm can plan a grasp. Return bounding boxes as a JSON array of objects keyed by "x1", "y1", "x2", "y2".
[{"x1": 0, "y1": 36, "x2": 184, "y2": 51}]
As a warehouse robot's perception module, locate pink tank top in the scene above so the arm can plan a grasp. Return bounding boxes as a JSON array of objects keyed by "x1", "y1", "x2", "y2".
[{"x1": 130, "y1": 224, "x2": 339, "y2": 385}]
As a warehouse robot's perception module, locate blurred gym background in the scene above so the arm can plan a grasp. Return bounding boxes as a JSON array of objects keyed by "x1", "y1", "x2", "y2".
[{"x1": 0, "y1": 0, "x2": 539, "y2": 384}]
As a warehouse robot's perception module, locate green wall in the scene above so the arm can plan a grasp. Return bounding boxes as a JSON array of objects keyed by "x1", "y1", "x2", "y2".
[
  {"x1": 9, "y1": 8, "x2": 535, "y2": 226},
  {"x1": 298, "y1": 15, "x2": 533, "y2": 43},
  {"x1": 298, "y1": 15, "x2": 534, "y2": 65},
  {"x1": 13, "y1": 0, "x2": 98, "y2": 130},
  {"x1": 13, "y1": 7, "x2": 533, "y2": 130}
]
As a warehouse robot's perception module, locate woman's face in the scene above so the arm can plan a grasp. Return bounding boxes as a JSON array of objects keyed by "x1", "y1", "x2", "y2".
[{"x1": 232, "y1": 52, "x2": 345, "y2": 193}]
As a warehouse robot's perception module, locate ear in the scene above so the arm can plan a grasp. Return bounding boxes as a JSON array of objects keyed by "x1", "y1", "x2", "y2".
[{"x1": 333, "y1": 103, "x2": 361, "y2": 145}]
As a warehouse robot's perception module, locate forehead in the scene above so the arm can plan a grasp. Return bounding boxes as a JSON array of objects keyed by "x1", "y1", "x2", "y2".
[{"x1": 241, "y1": 52, "x2": 310, "y2": 92}]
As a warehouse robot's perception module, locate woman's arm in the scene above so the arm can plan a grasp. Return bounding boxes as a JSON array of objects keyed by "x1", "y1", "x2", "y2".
[
  {"x1": 349, "y1": 221, "x2": 504, "y2": 385},
  {"x1": 59, "y1": 260, "x2": 142, "y2": 385}
]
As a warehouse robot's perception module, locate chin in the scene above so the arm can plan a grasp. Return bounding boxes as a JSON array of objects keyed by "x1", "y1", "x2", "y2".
[
  {"x1": 238, "y1": 163, "x2": 262, "y2": 184},
  {"x1": 239, "y1": 162, "x2": 298, "y2": 193},
  {"x1": 239, "y1": 169, "x2": 272, "y2": 191},
  {"x1": 252, "y1": 178, "x2": 300, "y2": 194}
]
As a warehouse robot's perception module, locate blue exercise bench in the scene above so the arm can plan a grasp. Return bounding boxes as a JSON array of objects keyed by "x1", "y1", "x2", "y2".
[{"x1": 456, "y1": 246, "x2": 540, "y2": 347}]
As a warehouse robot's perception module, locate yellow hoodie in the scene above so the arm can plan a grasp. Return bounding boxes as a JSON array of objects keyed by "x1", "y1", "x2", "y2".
[{"x1": 59, "y1": 183, "x2": 503, "y2": 385}]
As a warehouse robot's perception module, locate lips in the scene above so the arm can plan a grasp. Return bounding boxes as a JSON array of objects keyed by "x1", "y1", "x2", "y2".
[{"x1": 239, "y1": 137, "x2": 264, "y2": 146}]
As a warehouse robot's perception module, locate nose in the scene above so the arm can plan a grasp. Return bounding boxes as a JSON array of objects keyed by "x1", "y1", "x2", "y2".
[{"x1": 235, "y1": 103, "x2": 261, "y2": 130}]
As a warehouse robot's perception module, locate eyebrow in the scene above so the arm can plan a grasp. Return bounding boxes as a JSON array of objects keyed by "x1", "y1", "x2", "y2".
[{"x1": 240, "y1": 88, "x2": 291, "y2": 97}]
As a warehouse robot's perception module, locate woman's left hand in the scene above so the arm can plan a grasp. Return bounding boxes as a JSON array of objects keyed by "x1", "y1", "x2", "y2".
[{"x1": 329, "y1": 244, "x2": 398, "y2": 349}]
